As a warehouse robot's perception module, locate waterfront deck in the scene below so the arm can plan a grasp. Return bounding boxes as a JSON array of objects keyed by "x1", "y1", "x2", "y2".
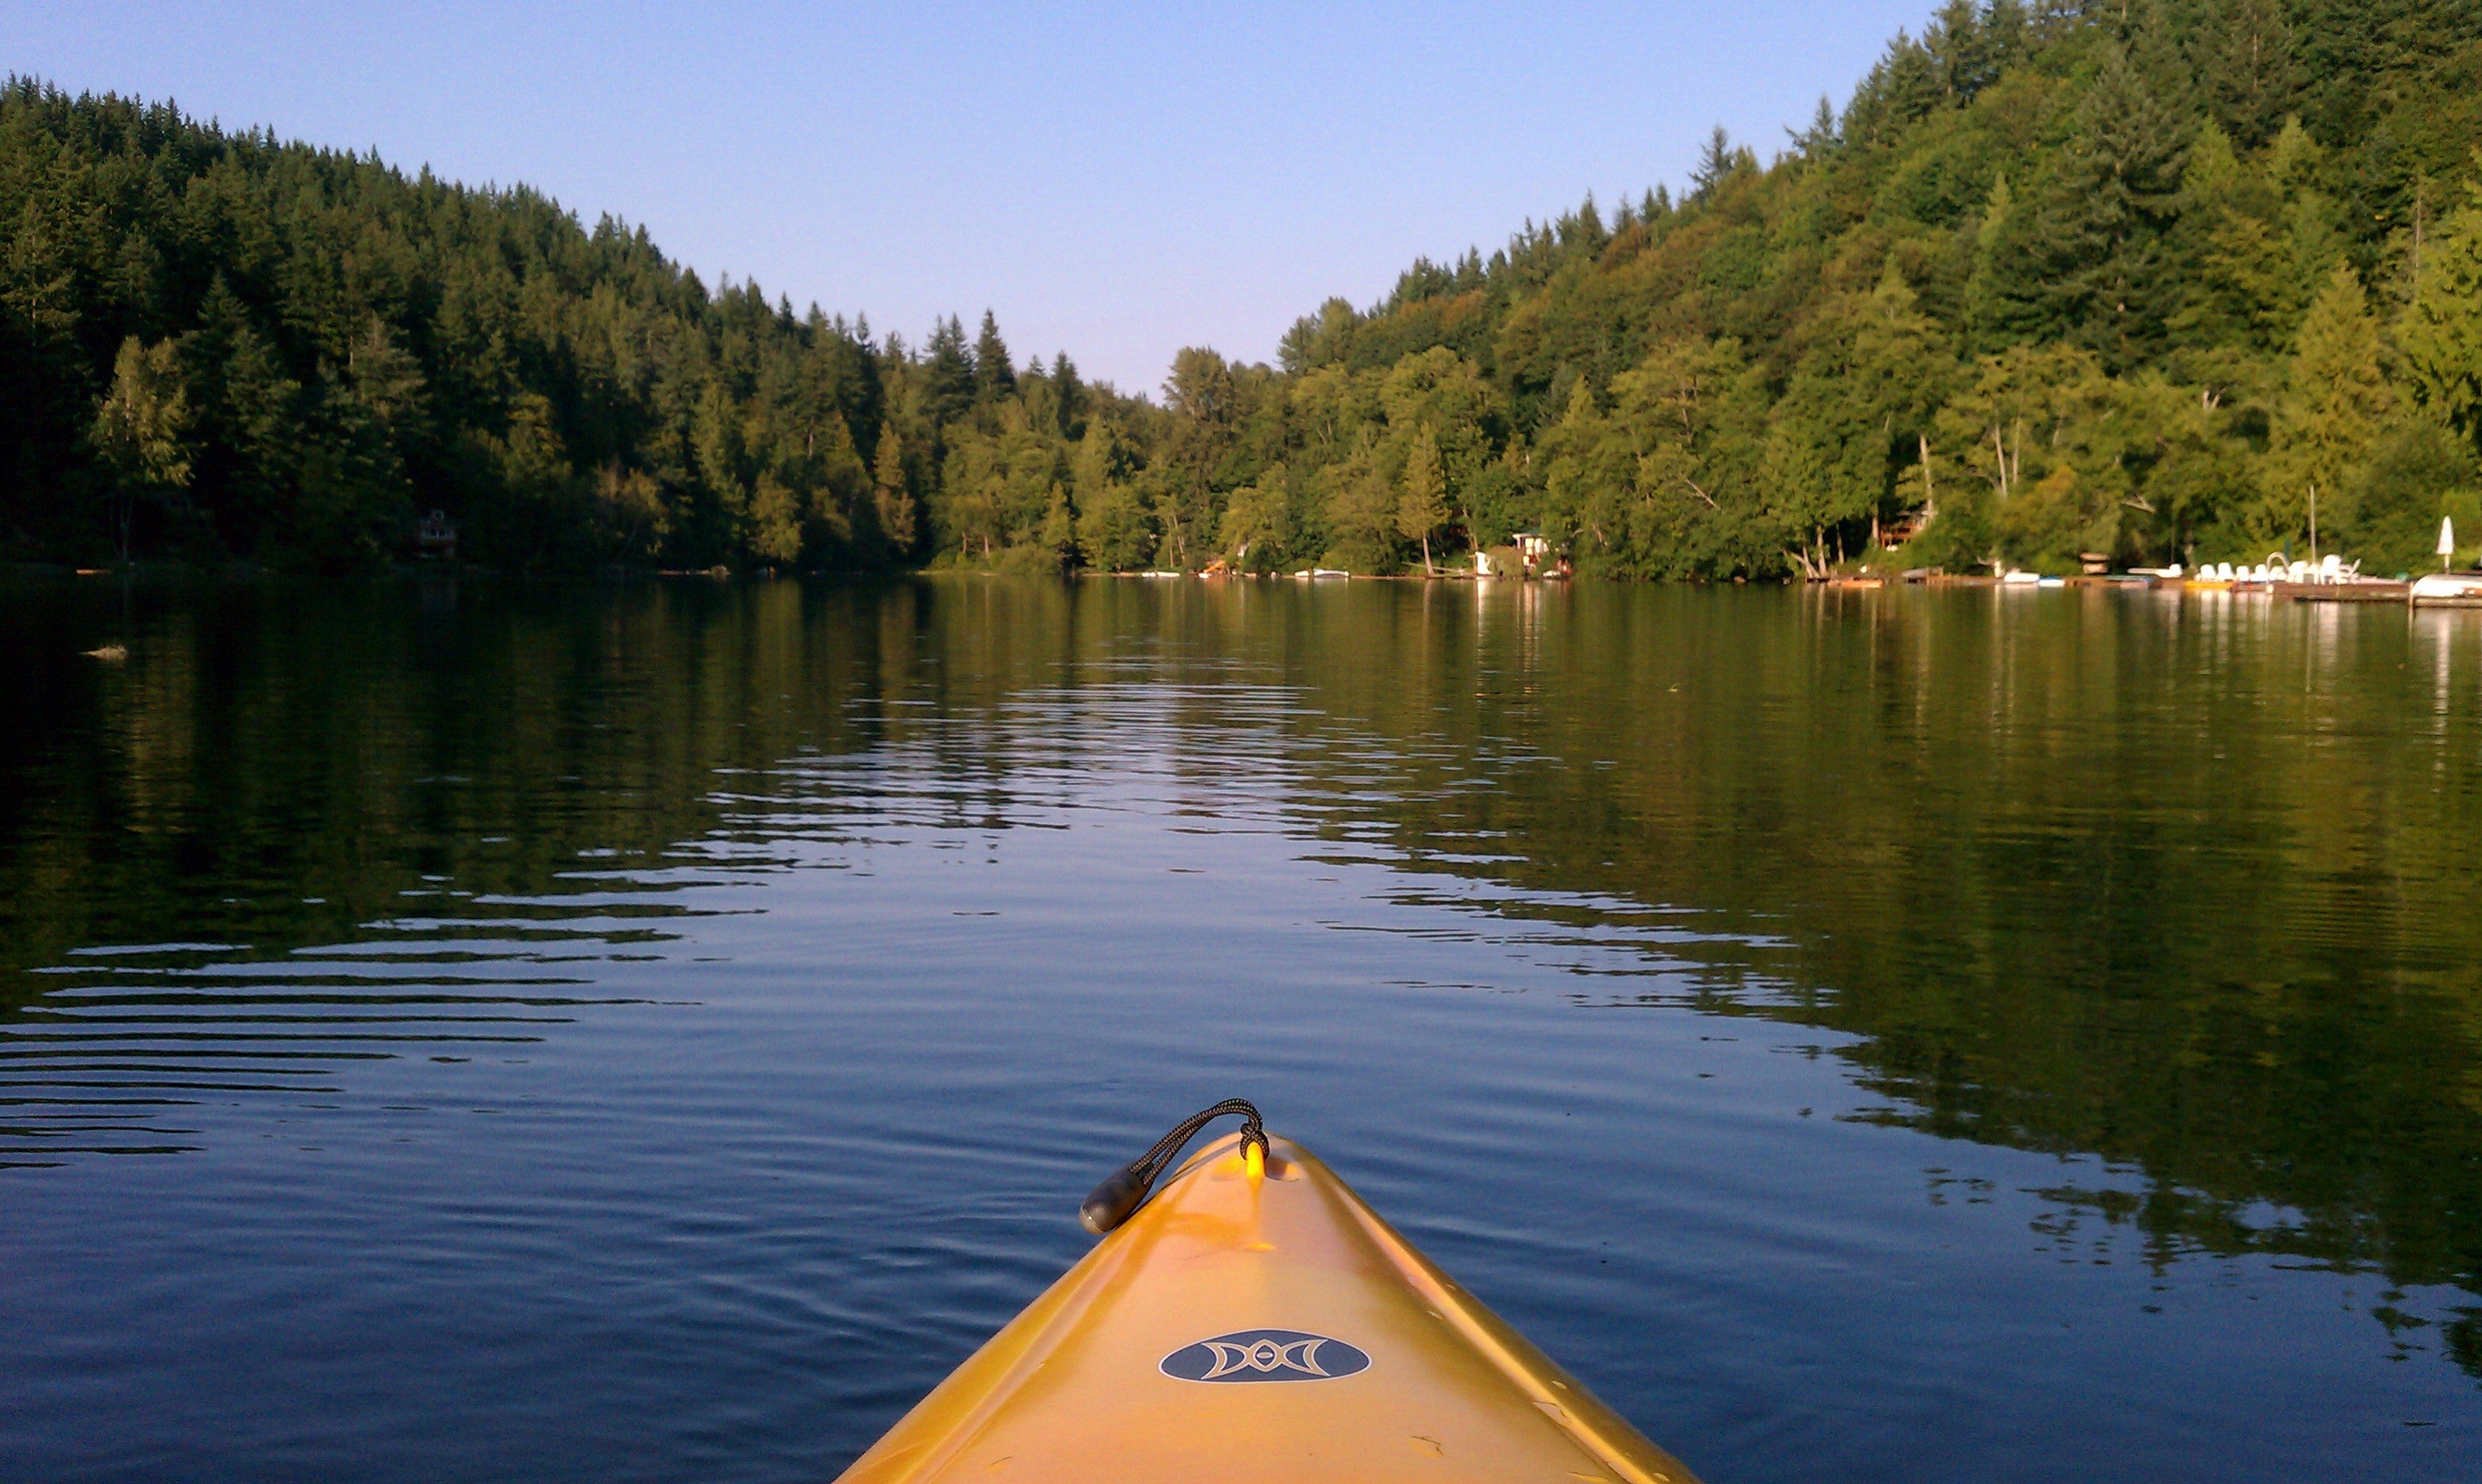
[{"x1": 2271, "y1": 581, "x2": 2411, "y2": 604}]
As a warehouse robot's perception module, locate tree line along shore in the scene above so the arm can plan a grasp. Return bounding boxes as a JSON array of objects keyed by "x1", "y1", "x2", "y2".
[{"x1": 11, "y1": 1, "x2": 2482, "y2": 580}]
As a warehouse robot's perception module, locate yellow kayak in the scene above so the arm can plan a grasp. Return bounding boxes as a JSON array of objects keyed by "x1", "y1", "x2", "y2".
[{"x1": 837, "y1": 1105, "x2": 1700, "y2": 1484}]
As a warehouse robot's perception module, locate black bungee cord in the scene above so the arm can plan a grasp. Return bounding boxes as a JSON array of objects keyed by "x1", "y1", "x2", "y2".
[{"x1": 1078, "y1": 1098, "x2": 1267, "y2": 1235}]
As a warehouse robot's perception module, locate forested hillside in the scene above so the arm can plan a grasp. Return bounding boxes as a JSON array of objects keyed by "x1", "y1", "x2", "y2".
[
  {"x1": 1192, "y1": 0, "x2": 2482, "y2": 577},
  {"x1": 8, "y1": 0, "x2": 2482, "y2": 576},
  {"x1": 0, "y1": 76, "x2": 1148, "y2": 571}
]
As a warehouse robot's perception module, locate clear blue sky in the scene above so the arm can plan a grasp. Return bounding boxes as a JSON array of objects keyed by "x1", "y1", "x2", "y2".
[{"x1": 12, "y1": 1, "x2": 1932, "y2": 394}]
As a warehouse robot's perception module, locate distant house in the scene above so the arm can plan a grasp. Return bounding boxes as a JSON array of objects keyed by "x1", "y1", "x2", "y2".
[
  {"x1": 416, "y1": 509, "x2": 458, "y2": 558},
  {"x1": 1879, "y1": 506, "x2": 1931, "y2": 551},
  {"x1": 1477, "y1": 531, "x2": 1559, "y2": 579}
]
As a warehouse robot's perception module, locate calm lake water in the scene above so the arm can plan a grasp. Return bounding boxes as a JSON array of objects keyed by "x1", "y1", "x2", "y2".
[{"x1": 3, "y1": 575, "x2": 2478, "y2": 1482}]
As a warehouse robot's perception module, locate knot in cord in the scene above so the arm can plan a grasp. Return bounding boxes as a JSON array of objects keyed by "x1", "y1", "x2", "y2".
[{"x1": 1079, "y1": 1099, "x2": 1267, "y2": 1235}]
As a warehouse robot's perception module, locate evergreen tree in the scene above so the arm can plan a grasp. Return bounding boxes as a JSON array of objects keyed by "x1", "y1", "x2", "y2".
[
  {"x1": 1050, "y1": 351, "x2": 1084, "y2": 438},
  {"x1": 973, "y1": 309, "x2": 1015, "y2": 404},
  {"x1": 872, "y1": 420, "x2": 917, "y2": 553},
  {"x1": 2120, "y1": 0, "x2": 2196, "y2": 113},
  {"x1": 1925, "y1": 0, "x2": 1999, "y2": 103},
  {"x1": 10, "y1": 3, "x2": 2480, "y2": 581},
  {"x1": 1983, "y1": 49, "x2": 2188, "y2": 366},
  {"x1": 1982, "y1": 0, "x2": 2031, "y2": 68},
  {"x1": 183, "y1": 277, "x2": 300, "y2": 551},
  {"x1": 2192, "y1": 0, "x2": 2300, "y2": 149},
  {"x1": 1790, "y1": 96, "x2": 1841, "y2": 160},
  {"x1": 2027, "y1": 0, "x2": 2090, "y2": 45},
  {"x1": 2399, "y1": 195, "x2": 2482, "y2": 452},
  {"x1": 1689, "y1": 126, "x2": 1739, "y2": 201},
  {"x1": 2264, "y1": 263, "x2": 2394, "y2": 548},
  {"x1": 1964, "y1": 172, "x2": 2015, "y2": 348},
  {"x1": 922, "y1": 316, "x2": 976, "y2": 428},
  {"x1": 214, "y1": 319, "x2": 303, "y2": 548},
  {"x1": 342, "y1": 316, "x2": 429, "y2": 452},
  {"x1": 1847, "y1": 31, "x2": 1947, "y2": 144},
  {"x1": 1036, "y1": 481, "x2": 1077, "y2": 569}
]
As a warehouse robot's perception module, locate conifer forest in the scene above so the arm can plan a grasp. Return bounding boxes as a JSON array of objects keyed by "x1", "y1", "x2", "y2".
[{"x1": 7, "y1": 0, "x2": 2482, "y2": 578}]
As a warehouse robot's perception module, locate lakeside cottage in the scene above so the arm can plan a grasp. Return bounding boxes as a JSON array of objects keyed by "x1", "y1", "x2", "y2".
[
  {"x1": 1476, "y1": 532, "x2": 1556, "y2": 579},
  {"x1": 416, "y1": 509, "x2": 459, "y2": 559}
]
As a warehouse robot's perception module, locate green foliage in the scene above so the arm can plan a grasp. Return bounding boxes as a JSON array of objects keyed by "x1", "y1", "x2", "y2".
[
  {"x1": 973, "y1": 310, "x2": 1015, "y2": 405},
  {"x1": 2195, "y1": 0, "x2": 2302, "y2": 149},
  {"x1": 871, "y1": 421, "x2": 917, "y2": 557},
  {"x1": 0, "y1": 80, "x2": 1152, "y2": 572},
  {"x1": 2343, "y1": 417, "x2": 2478, "y2": 570},
  {"x1": 90, "y1": 335, "x2": 191, "y2": 557},
  {"x1": 12, "y1": 0, "x2": 2482, "y2": 579},
  {"x1": 1209, "y1": 0, "x2": 2482, "y2": 578},
  {"x1": 1979, "y1": 49, "x2": 2191, "y2": 366},
  {"x1": 2399, "y1": 189, "x2": 2482, "y2": 450},
  {"x1": 2255, "y1": 262, "x2": 2394, "y2": 548},
  {"x1": 1395, "y1": 426, "x2": 1447, "y2": 571}
]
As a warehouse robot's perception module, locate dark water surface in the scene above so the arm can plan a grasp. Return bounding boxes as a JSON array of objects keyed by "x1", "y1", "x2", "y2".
[{"x1": 4, "y1": 576, "x2": 2478, "y2": 1482}]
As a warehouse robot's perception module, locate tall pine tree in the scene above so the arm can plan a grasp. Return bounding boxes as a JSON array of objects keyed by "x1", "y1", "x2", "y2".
[
  {"x1": 922, "y1": 316, "x2": 976, "y2": 429},
  {"x1": 2262, "y1": 263, "x2": 2393, "y2": 548},
  {"x1": 1982, "y1": 48, "x2": 2188, "y2": 367},
  {"x1": 2400, "y1": 195, "x2": 2482, "y2": 452},
  {"x1": 2192, "y1": 0, "x2": 2300, "y2": 149},
  {"x1": 973, "y1": 310, "x2": 1015, "y2": 404}
]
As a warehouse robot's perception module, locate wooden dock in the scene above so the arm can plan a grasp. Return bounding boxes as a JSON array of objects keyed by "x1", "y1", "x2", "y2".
[{"x1": 2271, "y1": 581, "x2": 2410, "y2": 604}]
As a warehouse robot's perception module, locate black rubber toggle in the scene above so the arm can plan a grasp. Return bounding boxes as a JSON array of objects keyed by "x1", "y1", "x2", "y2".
[{"x1": 1079, "y1": 1099, "x2": 1267, "y2": 1235}]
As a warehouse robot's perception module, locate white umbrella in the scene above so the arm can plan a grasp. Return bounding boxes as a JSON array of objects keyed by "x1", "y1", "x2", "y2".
[{"x1": 2442, "y1": 515, "x2": 2458, "y2": 570}]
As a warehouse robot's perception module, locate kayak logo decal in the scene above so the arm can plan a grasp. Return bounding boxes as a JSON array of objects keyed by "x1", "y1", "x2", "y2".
[{"x1": 1160, "y1": 1329, "x2": 1370, "y2": 1383}]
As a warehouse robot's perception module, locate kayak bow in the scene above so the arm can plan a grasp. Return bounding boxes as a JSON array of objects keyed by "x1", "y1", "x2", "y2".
[{"x1": 836, "y1": 1124, "x2": 1700, "y2": 1483}]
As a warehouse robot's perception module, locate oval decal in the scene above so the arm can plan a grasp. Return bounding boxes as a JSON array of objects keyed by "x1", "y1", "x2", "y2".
[{"x1": 1160, "y1": 1328, "x2": 1371, "y2": 1383}]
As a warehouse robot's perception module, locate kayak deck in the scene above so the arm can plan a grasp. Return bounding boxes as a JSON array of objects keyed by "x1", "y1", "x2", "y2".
[{"x1": 837, "y1": 1133, "x2": 1699, "y2": 1483}]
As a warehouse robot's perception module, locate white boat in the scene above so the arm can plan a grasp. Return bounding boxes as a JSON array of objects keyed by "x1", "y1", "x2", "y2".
[{"x1": 2411, "y1": 572, "x2": 2482, "y2": 606}]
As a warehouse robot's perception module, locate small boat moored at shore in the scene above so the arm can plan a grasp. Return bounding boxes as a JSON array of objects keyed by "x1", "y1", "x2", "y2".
[{"x1": 2411, "y1": 572, "x2": 2482, "y2": 607}]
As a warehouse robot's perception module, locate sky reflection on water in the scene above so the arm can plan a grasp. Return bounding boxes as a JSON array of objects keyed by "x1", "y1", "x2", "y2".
[{"x1": 2, "y1": 576, "x2": 2477, "y2": 1482}]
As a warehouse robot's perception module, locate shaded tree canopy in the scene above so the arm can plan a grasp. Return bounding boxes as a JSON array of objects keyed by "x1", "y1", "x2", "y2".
[
  {"x1": 8, "y1": 0, "x2": 2482, "y2": 577},
  {"x1": 0, "y1": 81, "x2": 1149, "y2": 571}
]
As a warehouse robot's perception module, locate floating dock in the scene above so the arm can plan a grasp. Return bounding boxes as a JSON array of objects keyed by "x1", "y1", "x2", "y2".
[{"x1": 2271, "y1": 581, "x2": 2411, "y2": 604}]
